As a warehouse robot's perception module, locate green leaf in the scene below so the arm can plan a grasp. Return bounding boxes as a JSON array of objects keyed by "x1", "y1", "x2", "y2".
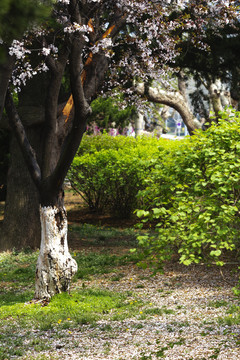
[
  {"x1": 210, "y1": 250, "x2": 222, "y2": 257},
  {"x1": 136, "y1": 210, "x2": 150, "y2": 218}
]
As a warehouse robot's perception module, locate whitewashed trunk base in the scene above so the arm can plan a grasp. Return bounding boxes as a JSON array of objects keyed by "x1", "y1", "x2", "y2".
[{"x1": 35, "y1": 205, "x2": 77, "y2": 299}]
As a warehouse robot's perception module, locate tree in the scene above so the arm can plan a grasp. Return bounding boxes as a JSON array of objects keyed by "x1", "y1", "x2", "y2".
[
  {"x1": 169, "y1": 0, "x2": 240, "y2": 122},
  {"x1": 135, "y1": 81, "x2": 200, "y2": 135},
  {"x1": 2, "y1": 0, "x2": 128, "y2": 299},
  {"x1": 86, "y1": 94, "x2": 136, "y2": 134},
  {"x1": 1, "y1": 75, "x2": 48, "y2": 250},
  {"x1": 1, "y1": 0, "x2": 239, "y2": 299}
]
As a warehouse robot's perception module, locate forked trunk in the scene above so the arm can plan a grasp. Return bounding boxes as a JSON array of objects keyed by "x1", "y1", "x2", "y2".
[{"x1": 35, "y1": 205, "x2": 77, "y2": 299}]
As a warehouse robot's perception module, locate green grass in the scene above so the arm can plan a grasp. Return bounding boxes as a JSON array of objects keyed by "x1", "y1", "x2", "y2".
[
  {"x1": 217, "y1": 304, "x2": 240, "y2": 326},
  {"x1": 139, "y1": 337, "x2": 186, "y2": 359},
  {"x1": 1, "y1": 236, "x2": 237, "y2": 360},
  {"x1": 0, "y1": 250, "x2": 38, "y2": 289},
  {"x1": 0, "y1": 288, "x2": 140, "y2": 331},
  {"x1": 0, "y1": 247, "x2": 139, "y2": 291},
  {"x1": 0, "y1": 249, "x2": 145, "y2": 360},
  {"x1": 73, "y1": 250, "x2": 140, "y2": 280},
  {"x1": 0, "y1": 250, "x2": 142, "y2": 327},
  {"x1": 143, "y1": 306, "x2": 175, "y2": 316},
  {"x1": 208, "y1": 300, "x2": 229, "y2": 308}
]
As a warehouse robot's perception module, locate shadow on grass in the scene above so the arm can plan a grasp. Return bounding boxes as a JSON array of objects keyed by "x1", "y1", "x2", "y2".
[{"x1": 68, "y1": 223, "x2": 139, "y2": 249}]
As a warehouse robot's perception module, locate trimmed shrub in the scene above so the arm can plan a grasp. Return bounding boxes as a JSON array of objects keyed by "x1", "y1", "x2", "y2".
[{"x1": 68, "y1": 134, "x2": 173, "y2": 218}]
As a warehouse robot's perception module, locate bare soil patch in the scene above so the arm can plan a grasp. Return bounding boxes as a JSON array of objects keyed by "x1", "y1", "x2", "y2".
[{"x1": 65, "y1": 190, "x2": 138, "y2": 229}]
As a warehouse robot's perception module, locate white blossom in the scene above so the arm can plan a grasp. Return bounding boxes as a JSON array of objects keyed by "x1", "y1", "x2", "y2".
[
  {"x1": 90, "y1": 38, "x2": 113, "y2": 57},
  {"x1": 42, "y1": 47, "x2": 51, "y2": 56},
  {"x1": 57, "y1": 0, "x2": 70, "y2": 4},
  {"x1": 39, "y1": 63, "x2": 49, "y2": 72},
  {"x1": 9, "y1": 40, "x2": 31, "y2": 60},
  {"x1": 42, "y1": 45, "x2": 58, "y2": 56},
  {"x1": 49, "y1": 44, "x2": 58, "y2": 53},
  {"x1": 5, "y1": 0, "x2": 240, "y2": 97},
  {"x1": 64, "y1": 23, "x2": 93, "y2": 34}
]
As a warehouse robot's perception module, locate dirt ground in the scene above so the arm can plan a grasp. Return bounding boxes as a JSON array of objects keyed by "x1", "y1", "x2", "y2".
[{"x1": 65, "y1": 191, "x2": 138, "y2": 228}]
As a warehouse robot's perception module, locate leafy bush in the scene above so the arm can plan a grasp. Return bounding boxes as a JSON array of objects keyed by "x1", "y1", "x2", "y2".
[
  {"x1": 87, "y1": 94, "x2": 135, "y2": 133},
  {"x1": 135, "y1": 108, "x2": 240, "y2": 268},
  {"x1": 68, "y1": 134, "x2": 172, "y2": 218}
]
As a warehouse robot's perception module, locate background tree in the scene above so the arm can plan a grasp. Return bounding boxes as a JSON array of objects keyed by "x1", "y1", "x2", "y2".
[
  {"x1": 170, "y1": 0, "x2": 240, "y2": 122},
  {"x1": 87, "y1": 94, "x2": 136, "y2": 134}
]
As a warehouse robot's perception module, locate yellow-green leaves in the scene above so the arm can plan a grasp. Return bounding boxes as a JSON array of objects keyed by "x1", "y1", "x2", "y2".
[{"x1": 136, "y1": 108, "x2": 240, "y2": 269}]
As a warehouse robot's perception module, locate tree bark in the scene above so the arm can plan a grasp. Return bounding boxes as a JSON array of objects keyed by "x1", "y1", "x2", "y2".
[
  {"x1": 136, "y1": 83, "x2": 200, "y2": 135},
  {"x1": 147, "y1": 86, "x2": 199, "y2": 135},
  {"x1": 0, "y1": 131, "x2": 41, "y2": 250},
  {"x1": 209, "y1": 80, "x2": 223, "y2": 118},
  {"x1": 35, "y1": 205, "x2": 77, "y2": 299},
  {"x1": 209, "y1": 79, "x2": 231, "y2": 119}
]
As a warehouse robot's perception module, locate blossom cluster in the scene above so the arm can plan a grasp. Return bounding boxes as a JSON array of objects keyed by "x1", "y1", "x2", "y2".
[
  {"x1": 90, "y1": 38, "x2": 113, "y2": 57},
  {"x1": 63, "y1": 23, "x2": 93, "y2": 34},
  {"x1": 9, "y1": 40, "x2": 31, "y2": 60},
  {"x1": 42, "y1": 44, "x2": 58, "y2": 56},
  {"x1": 2, "y1": 0, "x2": 239, "y2": 98},
  {"x1": 57, "y1": 0, "x2": 70, "y2": 4}
]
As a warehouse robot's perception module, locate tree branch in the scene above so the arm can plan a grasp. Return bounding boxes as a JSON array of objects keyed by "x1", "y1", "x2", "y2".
[
  {"x1": 45, "y1": 55, "x2": 58, "y2": 73},
  {"x1": 42, "y1": 48, "x2": 70, "y2": 179},
  {"x1": 0, "y1": 52, "x2": 15, "y2": 122},
  {"x1": 136, "y1": 83, "x2": 200, "y2": 135},
  {"x1": 47, "y1": 7, "x2": 127, "y2": 191},
  {"x1": 49, "y1": 30, "x2": 90, "y2": 190},
  {"x1": 84, "y1": 12, "x2": 128, "y2": 100},
  {"x1": 4, "y1": 90, "x2": 42, "y2": 188}
]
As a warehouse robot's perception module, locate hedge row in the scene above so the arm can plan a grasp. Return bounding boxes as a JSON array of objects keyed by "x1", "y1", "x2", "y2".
[{"x1": 68, "y1": 134, "x2": 177, "y2": 218}]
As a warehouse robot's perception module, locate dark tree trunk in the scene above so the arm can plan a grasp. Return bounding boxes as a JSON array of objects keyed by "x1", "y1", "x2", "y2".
[
  {"x1": 0, "y1": 73, "x2": 47, "y2": 251},
  {"x1": 0, "y1": 128, "x2": 42, "y2": 251}
]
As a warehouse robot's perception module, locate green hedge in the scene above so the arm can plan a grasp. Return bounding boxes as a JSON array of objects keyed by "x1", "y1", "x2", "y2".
[
  {"x1": 68, "y1": 134, "x2": 176, "y2": 218},
  {"x1": 135, "y1": 108, "x2": 240, "y2": 268}
]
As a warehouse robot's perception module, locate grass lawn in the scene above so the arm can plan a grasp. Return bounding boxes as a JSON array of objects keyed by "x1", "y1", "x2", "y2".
[
  {"x1": 0, "y1": 192, "x2": 240, "y2": 359},
  {"x1": 0, "y1": 243, "x2": 146, "y2": 359}
]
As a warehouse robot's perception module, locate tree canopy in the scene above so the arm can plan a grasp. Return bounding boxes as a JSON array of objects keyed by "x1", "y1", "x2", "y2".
[{"x1": 0, "y1": 0, "x2": 51, "y2": 44}]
